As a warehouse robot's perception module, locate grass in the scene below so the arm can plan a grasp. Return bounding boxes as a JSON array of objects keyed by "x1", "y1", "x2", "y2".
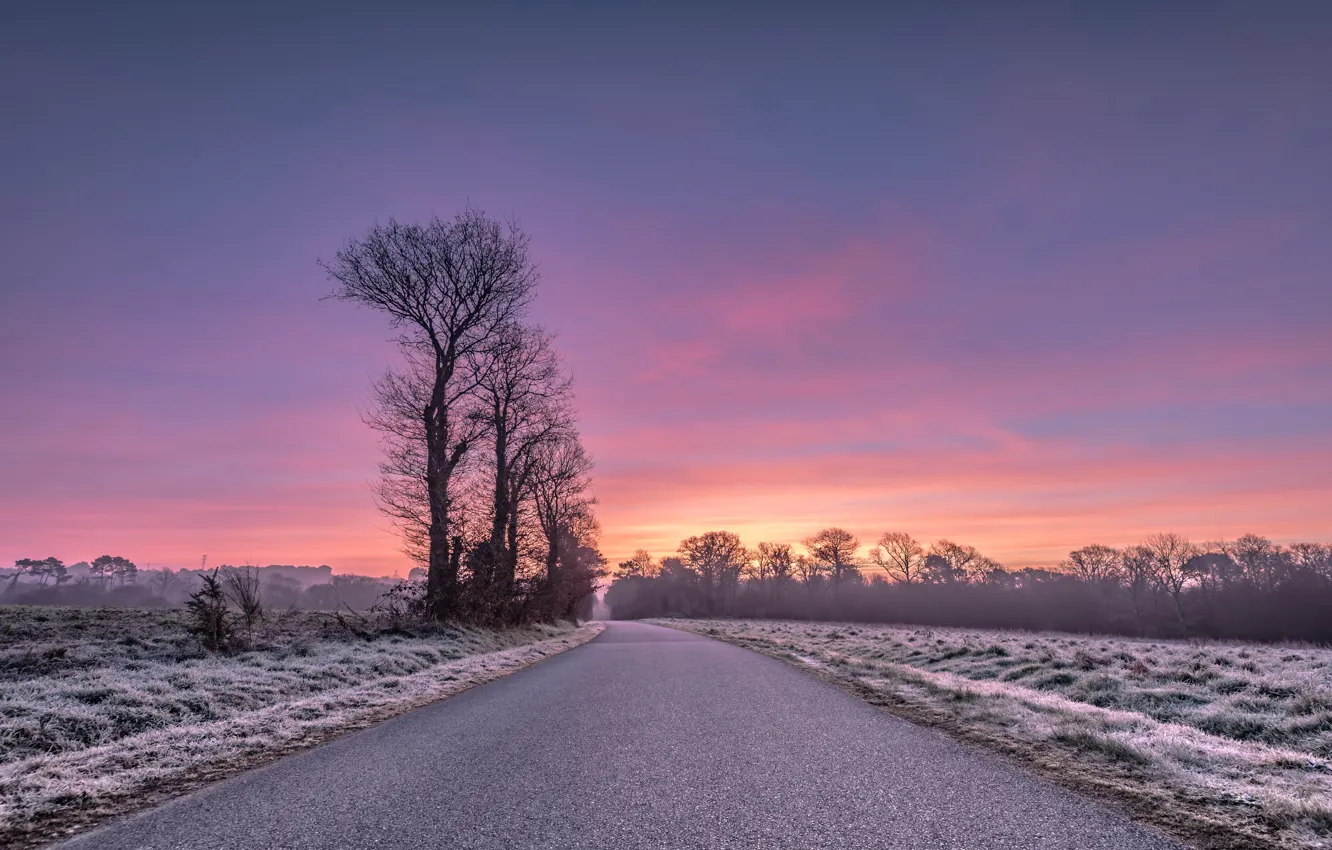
[
  {"x1": 650, "y1": 618, "x2": 1332, "y2": 850},
  {"x1": 0, "y1": 605, "x2": 601, "y2": 848}
]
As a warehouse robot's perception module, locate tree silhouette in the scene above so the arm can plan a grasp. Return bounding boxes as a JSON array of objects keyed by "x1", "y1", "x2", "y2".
[{"x1": 325, "y1": 210, "x2": 538, "y2": 619}]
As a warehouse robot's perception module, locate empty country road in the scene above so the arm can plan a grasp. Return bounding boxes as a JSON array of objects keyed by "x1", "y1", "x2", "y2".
[{"x1": 57, "y1": 622, "x2": 1181, "y2": 850}]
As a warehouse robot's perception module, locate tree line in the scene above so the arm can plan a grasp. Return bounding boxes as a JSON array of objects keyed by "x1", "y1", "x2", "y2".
[
  {"x1": 1, "y1": 559, "x2": 403, "y2": 611},
  {"x1": 4, "y1": 555, "x2": 138, "y2": 594},
  {"x1": 325, "y1": 208, "x2": 604, "y2": 624},
  {"x1": 604, "y1": 529, "x2": 1332, "y2": 642}
]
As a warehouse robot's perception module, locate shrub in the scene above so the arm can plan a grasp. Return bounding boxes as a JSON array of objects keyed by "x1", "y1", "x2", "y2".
[{"x1": 185, "y1": 570, "x2": 234, "y2": 651}]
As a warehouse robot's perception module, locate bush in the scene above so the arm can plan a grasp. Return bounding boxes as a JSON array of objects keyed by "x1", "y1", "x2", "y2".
[{"x1": 185, "y1": 569, "x2": 234, "y2": 651}]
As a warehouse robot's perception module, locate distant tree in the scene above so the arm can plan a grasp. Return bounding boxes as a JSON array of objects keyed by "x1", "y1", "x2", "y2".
[
  {"x1": 601, "y1": 524, "x2": 1332, "y2": 640},
  {"x1": 617, "y1": 550, "x2": 657, "y2": 578},
  {"x1": 1223, "y1": 534, "x2": 1284, "y2": 590},
  {"x1": 221, "y1": 566, "x2": 264, "y2": 636},
  {"x1": 1143, "y1": 532, "x2": 1199, "y2": 631},
  {"x1": 407, "y1": 566, "x2": 427, "y2": 582},
  {"x1": 923, "y1": 541, "x2": 998, "y2": 584},
  {"x1": 1119, "y1": 545, "x2": 1158, "y2": 628},
  {"x1": 679, "y1": 531, "x2": 747, "y2": 612},
  {"x1": 91, "y1": 555, "x2": 137, "y2": 586},
  {"x1": 7, "y1": 559, "x2": 38, "y2": 593},
  {"x1": 754, "y1": 542, "x2": 795, "y2": 585},
  {"x1": 1062, "y1": 545, "x2": 1121, "y2": 584},
  {"x1": 869, "y1": 532, "x2": 925, "y2": 584},
  {"x1": 325, "y1": 209, "x2": 538, "y2": 619},
  {"x1": 185, "y1": 568, "x2": 233, "y2": 651},
  {"x1": 303, "y1": 583, "x2": 340, "y2": 610},
  {"x1": 793, "y1": 554, "x2": 827, "y2": 588},
  {"x1": 1289, "y1": 542, "x2": 1332, "y2": 580},
  {"x1": 42, "y1": 557, "x2": 66, "y2": 585},
  {"x1": 1186, "y1": 551, "x2": 1238, "y2": 596},
  {"x1": 659, "y1": 556, "x2": 691, "y2": 582},
  {"x1": 803, "y1": 528, "x2": 861, "y2": 587},
  {"x1": 10, "y1": 557, "x2": 66, "y2": 588},
  {"x1": 263, "y1": 573, "x2": 303, "y2": 609},
  {"x1": 148, "y1": 567, "x2": 182, "y2": 598}
]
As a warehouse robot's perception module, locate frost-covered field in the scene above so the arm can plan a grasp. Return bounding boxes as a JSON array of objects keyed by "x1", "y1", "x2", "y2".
[
  {"x1": 652, "y1": 618, "x2": 1332, "y2": 850},
  {"x1": 0, "y1": 606, "x2": 600, "y2": 848}
]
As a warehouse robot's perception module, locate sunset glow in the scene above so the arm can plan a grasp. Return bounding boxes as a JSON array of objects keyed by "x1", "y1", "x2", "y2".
[{"x1": 2, "y1": 4, "x2": 1329, "y2": 575}]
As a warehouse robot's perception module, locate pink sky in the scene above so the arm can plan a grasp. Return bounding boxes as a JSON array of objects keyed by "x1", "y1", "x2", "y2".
[{"x1": 2, "y1": 4, "x2": 1329, "y2": 575}]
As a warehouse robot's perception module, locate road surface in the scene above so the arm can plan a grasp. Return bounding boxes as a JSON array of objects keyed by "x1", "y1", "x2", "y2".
[{"x1": 58, "y1": 621, "x2": 1180, "y2": 849}]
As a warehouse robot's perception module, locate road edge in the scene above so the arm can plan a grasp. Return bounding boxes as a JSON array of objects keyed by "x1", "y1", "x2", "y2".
[
  {"x1": 13, "y1": 622, "x2": 606, "y2": 850},
  {"x1": 649, "y1": 619, "x2": 1287, "y2": 850}
]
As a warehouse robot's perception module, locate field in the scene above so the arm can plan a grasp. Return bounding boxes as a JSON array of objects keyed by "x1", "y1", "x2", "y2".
[
  {"x1": 0, "y1": 606, "x2": 600, "y2": 848},
  {"x1": 651, "y1": 618, "x2": 1332, "y2": 850}
]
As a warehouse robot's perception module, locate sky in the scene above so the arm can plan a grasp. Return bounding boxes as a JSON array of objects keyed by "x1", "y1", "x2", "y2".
[{"x1": 2, "y1": 2, "x2": 1330, "y2": 576}]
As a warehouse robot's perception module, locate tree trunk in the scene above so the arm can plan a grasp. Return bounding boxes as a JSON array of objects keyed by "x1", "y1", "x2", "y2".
[{"x1": 424, "y1": 394, "x2": 459, "y2": 620}]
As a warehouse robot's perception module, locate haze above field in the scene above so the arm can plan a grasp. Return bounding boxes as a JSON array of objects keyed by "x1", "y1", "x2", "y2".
[{"x1": 2, "y1": 2, "x2": 1329, "y2": 575}]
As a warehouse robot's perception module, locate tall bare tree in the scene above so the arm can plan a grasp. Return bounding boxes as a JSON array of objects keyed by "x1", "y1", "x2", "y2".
[
  {"x1": 803, "y1": 528, "x2": 861, "y2": 587},
  {"x1": 923, "y1": 540, "x2": 998, "y2": 584},
  {"x1": 472, "y1": 324, "x2": 574, "y2": 602},
  {"x1": 679, "y1": 531, "x2": 747, "y2": 612},
  {"x1": 869, "y1": 532, "x2": 925, "y2": 584},
  {"x1": 363, "y1": 347, "x2": 487, "y2": 568},
  {"x1": 1143, "y1": 532, "x2": 1199, "y2": 631},
  {"x1": 753, "y1": 542, "x2": 795, "y2": 585},
  {"x1": 793, "y1": 553, "x2": 826, "y2": 588},
  {"x1": 530, "y1": 433, "x2": 596, "y2": 616},
  {"x1": 1119, "y1": 544, "x2": 1158, "y2": 627},
  {"x1": 1062, "y1": 544, "x2": 1121, "y2": 584},
  {"x1": 325, "y1": 210, "x2": 537, "y2": 619}
]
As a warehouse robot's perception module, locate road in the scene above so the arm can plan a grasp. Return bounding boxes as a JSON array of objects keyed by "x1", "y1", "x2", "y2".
[{"x1": 58, "y1": 621, "x2": 1180, "y2": 849}]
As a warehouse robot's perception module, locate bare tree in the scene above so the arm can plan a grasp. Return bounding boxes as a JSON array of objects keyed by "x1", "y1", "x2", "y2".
[
  {"x1": 1143, "y1": 532, "x2": 1199, "y2": 631},
  {"x1": 793, "y1": 554, "x2": 828, "y2": 588},
  {"x1": 757, "y1": 543, "x2": 795, "y2": 585},
  {"x1": 472, "y1": 324, "x2": 574, "y2": 603},
  {"x1": 221, "y1": 566, "x2": 265, "y2": 632},
  {"x1": 530, "y1": 433, "x2": 596, "y2": 617},
  {"x1": 923, "y1": 541, "x2": 997, "y2": 584},
  {"x1": 325, "y1": 210, "x2": 538, "y2": 619},
  {"x1": 869, "y1": 532, "x2": 925, "y2": 584},
  {"x1": 363, "y1": 347, "x2": 487, "y2": 569},
  {"x1": 1119, "y1": 544, "x2": 1159, "y2": 628},
  {"x1": 149, "y1": 567, "x2": 182, "y2": 598},
  {"x1": 803, "y1": 528, "x2": 861, "y2": 587},
  {"x1": 1223, "y1": 533, "x2": 1284, "y2": 590},
  {"x1": 1290, "y1": 542, "x2": 1332, "y2": 580},
  {"x1": 679, "y1": 531, "x2": 748, "y2": 612},
  {"x1": 1062, "y1": 544, "x2": 1121, "y2": 584}
]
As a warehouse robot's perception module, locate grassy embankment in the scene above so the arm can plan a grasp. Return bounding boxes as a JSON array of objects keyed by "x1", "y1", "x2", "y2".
[
  {"x1": 0, "y1": 606, "x2": 601, "y2": 848},
  {"x1": 652, "y1": 618, "x2": 1332, "y2": 850}
]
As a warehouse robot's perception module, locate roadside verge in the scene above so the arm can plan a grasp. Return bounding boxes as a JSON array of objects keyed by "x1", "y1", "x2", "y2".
[
  {"x1": 650, "y1": 618, "x2": 1330, "y2": 850},
  {"x1": 2, "y1": 620, "x2": 603, "y2": 849}
]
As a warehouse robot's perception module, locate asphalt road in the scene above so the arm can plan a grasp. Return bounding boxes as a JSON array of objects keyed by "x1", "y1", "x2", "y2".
[{"x1": 58, "y1": 621, "x2": 1181, "y2": 850}]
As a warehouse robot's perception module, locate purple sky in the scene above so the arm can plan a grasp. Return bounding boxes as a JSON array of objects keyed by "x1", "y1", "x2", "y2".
[{"x1": 2, "y1": 2, "x2": 1329, "y2": 575}]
